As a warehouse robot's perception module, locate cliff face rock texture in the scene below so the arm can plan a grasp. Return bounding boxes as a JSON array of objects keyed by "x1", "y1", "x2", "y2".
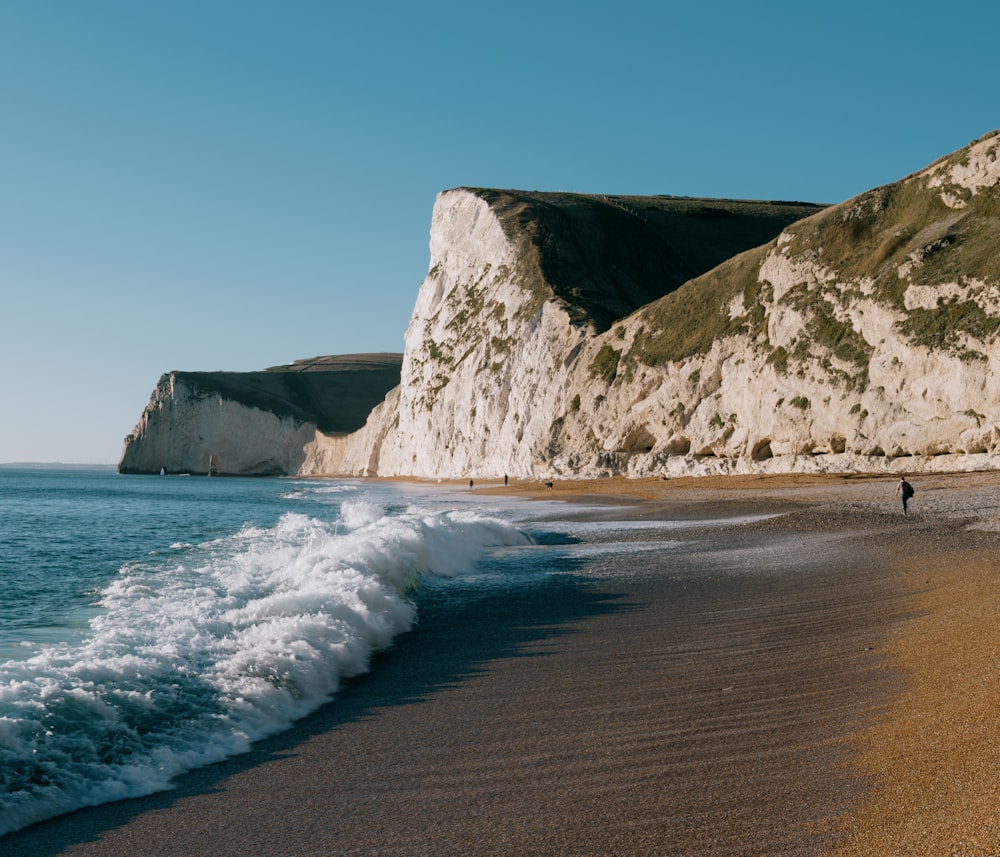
[
  {"x1": 119, "y1": 355, "x2": 401, "y2": 475},
  {"x1": 312, "y1": 131, "x2": 1000, "y2": 479},
  {"x1": 303, "y1": 191, "x2": 825, "y2": 477},
  {"x1": 128, "y1": 131, "x2": 1000, "y2": 480},
  {"x1": 558, "y1": 130, "x2": 1000, "y2": 478}
]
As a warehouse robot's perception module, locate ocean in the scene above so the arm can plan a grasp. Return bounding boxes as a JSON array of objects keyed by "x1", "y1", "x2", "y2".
[{"x1": 0, "y1": 467, "x2": 674, "y2": 837}]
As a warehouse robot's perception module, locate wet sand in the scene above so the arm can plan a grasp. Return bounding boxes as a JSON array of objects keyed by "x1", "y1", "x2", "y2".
[{"x1": 5, "y1": 471, "x2": 1000, "y2": 855}]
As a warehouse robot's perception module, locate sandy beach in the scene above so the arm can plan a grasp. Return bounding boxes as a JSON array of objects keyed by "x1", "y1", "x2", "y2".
[{"x1": 5, "y1": 470, "x2": 1000, "y2": 856}]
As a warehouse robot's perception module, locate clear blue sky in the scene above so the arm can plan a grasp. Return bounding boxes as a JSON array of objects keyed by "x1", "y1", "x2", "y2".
[{"x1": 1, "y1": 1, "x2": 996, "y2": 464}]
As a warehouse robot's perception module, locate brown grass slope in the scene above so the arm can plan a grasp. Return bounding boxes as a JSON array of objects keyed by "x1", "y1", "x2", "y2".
[
  {"x1": 466, "y1": 188, "x2": 827, "y2": 332},
  {"x1": 628, "y1": 130, "x2": 1000, "y2": 369}
]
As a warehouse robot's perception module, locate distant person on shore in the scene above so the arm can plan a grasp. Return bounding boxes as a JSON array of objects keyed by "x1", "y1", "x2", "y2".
[{"x1": 896, "y1": 476, "x2": 915, "y2": 515}]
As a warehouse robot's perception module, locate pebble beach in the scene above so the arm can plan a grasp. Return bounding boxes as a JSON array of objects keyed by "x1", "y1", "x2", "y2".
[{"x1": 5, "y1": 470, "x2": 1000, "y2": 856}]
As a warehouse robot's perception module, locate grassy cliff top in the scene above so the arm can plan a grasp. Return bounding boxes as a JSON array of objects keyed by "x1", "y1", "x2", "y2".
[
  {"x1": 262, "y1": 353, "x2": 403, "y2": 373},
  {"x1": 628, "y1": 131, "x2": 1000, "y2": 366},
  {"x1": 464, "y1": 188, "x2": 826, "y2": 331},
  {"x1": 174, "y1": 353, "x2": 402, "y2": 434}
]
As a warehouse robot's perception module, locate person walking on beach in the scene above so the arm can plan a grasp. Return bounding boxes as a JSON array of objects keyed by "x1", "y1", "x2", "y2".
[{"x1": 896, "y1": 475, "x2": 915, "y2": 515}]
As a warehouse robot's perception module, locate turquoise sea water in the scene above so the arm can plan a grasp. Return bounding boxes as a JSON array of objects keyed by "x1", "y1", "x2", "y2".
[
  {"x1": 0, "y1": 468, "x2": 551, "y2": 836},
  {"x1": 0, "y1": 467, "x2": 719, "y2": 839}
]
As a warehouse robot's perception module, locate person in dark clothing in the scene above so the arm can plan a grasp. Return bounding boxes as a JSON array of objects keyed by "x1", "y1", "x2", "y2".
[{"x1": 896, "y1": 476, "x2": 915, "y2": 515}]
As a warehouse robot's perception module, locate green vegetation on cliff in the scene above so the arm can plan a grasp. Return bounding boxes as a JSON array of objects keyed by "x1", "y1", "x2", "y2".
[
  {"x1": 627, "y1": 131, "x2": 1000, "y2": 371},
  {"x1": 467, "y1": 188, "x2": 825, "y2": 333},
  {"x1": 628, "y1": 247, "x2": 769, "y2": 366}
]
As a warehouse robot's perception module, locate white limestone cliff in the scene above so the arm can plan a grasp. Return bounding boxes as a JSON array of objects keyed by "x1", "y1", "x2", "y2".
[
  {"x1": 120, "y1": 373, "x2": 316, "y2": 476},
  {"x1": 304, "y1": 189, "x2": 590, "y2": 478},
  {"x1": 127, "y1": 133, "x2": 1000, "y2": 481},
  {"x1": 121, "y1": 355, "x2": 402, "y2": 476},
  {"x1": 306, "y1": 132, "x2": 1000, "y2": 479},
  {"x1": 547, "y1": 132, "x2": 1000, "y2": 477}
]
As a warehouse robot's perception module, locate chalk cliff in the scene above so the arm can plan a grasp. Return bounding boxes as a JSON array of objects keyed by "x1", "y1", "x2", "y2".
[
  {"x1": 569, "y1": 130, "x2": 1000, "y2": 477},
  {"x1": 126, "y1": 131, "x2": 1000, "y2": 481},
  {"x1": 306, "y1": 131, "x2": 1000, "y2": 478},
  {"x1": 119, "y1": 355, "x2": 401, "y2": 475},
  {"x1": 302, "y1": 192, "x2": 825, "y2": 476}
]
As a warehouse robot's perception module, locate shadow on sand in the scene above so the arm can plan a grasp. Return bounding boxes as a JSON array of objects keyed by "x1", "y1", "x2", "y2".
[{"x1": 3, "y1": 558, "x2": 633, "y2": 857}]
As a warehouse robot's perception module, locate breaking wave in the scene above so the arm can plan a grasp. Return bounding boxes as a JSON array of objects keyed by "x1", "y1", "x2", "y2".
[{"x1": 0, "y1": 501, "x2": 531, "y2": 835}]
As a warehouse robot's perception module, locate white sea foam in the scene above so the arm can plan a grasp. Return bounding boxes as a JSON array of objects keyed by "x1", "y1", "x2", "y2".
[
  {"x1": 0, "y1": 502, "x2": 531, "y2": 836},
  {"x1": 280, "y1": 482, "x2": 359, "y2": 501},
  {"x1": 539, "y1": 513, "x2": 784, "y2": 538}
]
